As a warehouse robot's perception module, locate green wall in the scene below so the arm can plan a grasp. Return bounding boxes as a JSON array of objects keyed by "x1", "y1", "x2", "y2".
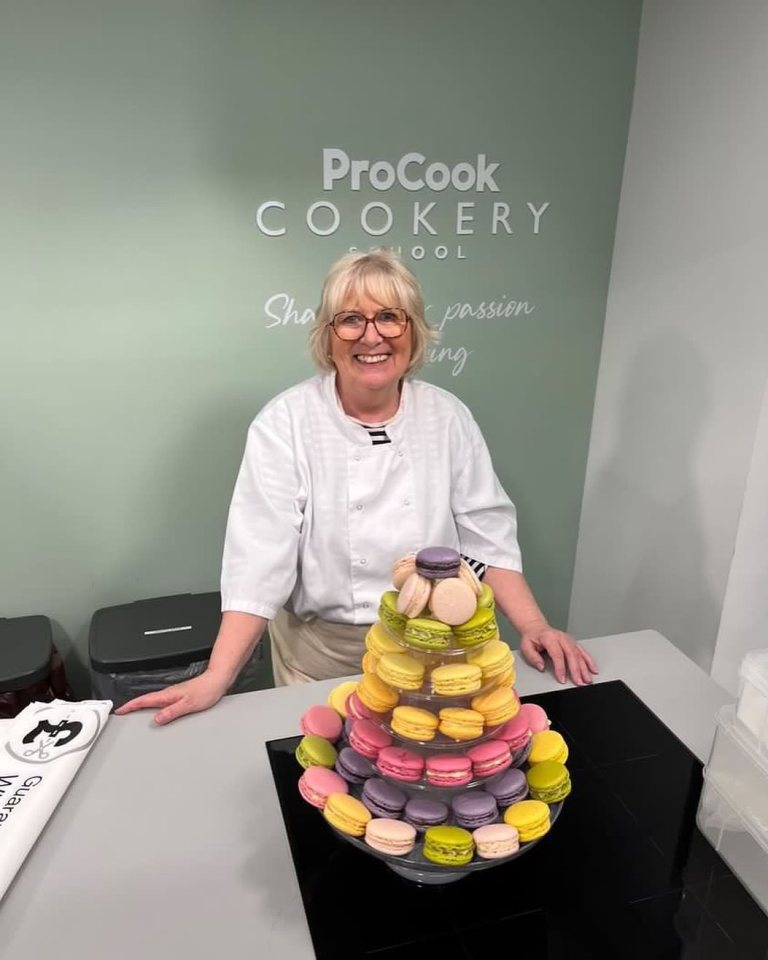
[{"x1": 0, "y1": 0, "x2": 641, "y2": 693}]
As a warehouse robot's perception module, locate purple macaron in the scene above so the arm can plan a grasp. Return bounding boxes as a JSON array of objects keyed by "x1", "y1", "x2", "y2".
[
  {"x1": 451, "y1": 791, "x2": 499, "y2": 829},
  {"x1": 415, "y1": 546, "x2": 461, "y2": 580},
  {"x1": 404, "y1": 798, "x2": 449, "y2": 832},
  {"x1": 485, "y1": 768, "x2": 529, "y2": 806},
  {"x1": 335, "y1": 747, "x2": 376, "y2": 785},
  {"x1": 362, "y1": 778, "x2": 408, "y2": 819}
]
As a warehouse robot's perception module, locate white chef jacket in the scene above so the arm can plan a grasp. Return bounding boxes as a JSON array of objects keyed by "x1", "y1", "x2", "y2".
[{"x1": 221, "y1": 372, "x2": 522, "y2": 625}]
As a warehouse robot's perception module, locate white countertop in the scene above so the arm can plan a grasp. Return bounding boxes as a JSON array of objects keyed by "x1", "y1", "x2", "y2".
[{"x1": 0, "y1": 630, "x2": 731, "y2": 958}]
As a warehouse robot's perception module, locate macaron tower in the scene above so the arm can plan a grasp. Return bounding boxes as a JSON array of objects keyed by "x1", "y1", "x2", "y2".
[{"x1": 295, "y1": 546, "x2": 571, "y2": 882}]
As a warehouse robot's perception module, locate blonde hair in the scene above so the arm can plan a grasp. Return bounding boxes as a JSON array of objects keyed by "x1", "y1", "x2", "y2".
[{"x1": 308, "y1": 248, "x2": 439, "y2": 374}]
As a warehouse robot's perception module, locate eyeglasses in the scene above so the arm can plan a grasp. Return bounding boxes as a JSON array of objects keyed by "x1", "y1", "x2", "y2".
[{"x1": 330, "y1": 307, "x2": 410, "y2": 341}]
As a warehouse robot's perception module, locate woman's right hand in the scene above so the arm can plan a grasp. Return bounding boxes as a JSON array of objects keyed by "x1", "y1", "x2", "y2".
[{"x1": 114, "y1": 669, "x2": 228, "y2": 725}]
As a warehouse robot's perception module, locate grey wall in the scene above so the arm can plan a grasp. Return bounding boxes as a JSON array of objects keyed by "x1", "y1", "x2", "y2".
[
  {"x1": 569, "y1": 0, "x2": 768, "y2": 672},
  {"x1": 711, "y1": 381, "x2": 768, "y2": 694}
]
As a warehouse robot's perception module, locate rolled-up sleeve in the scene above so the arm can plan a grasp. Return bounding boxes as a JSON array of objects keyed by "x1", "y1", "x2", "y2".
[
  {"x1": 450, "y1": 408, "x2": 523, "y2": 573},
  {"x1": 220, "y1": 400, "x2": 305, "y2": 619}
]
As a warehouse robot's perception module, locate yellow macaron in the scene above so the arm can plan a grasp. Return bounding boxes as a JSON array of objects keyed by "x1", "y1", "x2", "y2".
[
  {"x1": 362, "y1": 651, "x2": 379, "y2": 674},
  {"x1": 503, "y1": 800, "x2": 551, "y2": 841},
  {"x1": 376, "y1": 653, "x2": 425, "y2": 691},
  {"x1": 528, "y1": 730, "x2": 569, "y2": 765},
  {"x1": 327, "y1": 680, "x2": 359, "y2": 718},
  {"x1": 391, "y1": 705, "x2": 439, "y2": 742},
  {"x1": 438, "y1": 707, "x2": 485, "y2": 741},
  {"x1": 323, "y1": 793, "x2": 372, "y2": 837},
  {"x1": 493, "y1": 666, "x2": 517, "y2": 688},
  {"x1": 357, "y1": 673, "x2": 400, "y2": 714},
  {"x1": 467, "y1": 640, "x2": 514, "y2": 682},
  {"x1": 431, "y1": 663, "x2": 483, "y2": 696},
  {"x1": 471, "y1": 686, "x2": 519, "y2": 726},
  {"x1": 365, "y1": 622, "x2": 404, "y2": 658}
]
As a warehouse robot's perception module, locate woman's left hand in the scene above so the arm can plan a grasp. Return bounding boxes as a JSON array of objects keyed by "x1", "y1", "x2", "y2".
[{"x1": 520, "y1": 623, "x2": 598, "y2": 686}]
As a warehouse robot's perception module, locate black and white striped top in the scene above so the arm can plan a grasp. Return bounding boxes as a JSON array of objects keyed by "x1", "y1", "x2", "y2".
[
  {"x1": 358, "y1": 422, "x2": 487, "y2": 580},
  {"x1": 362, "y1": 424, "x2": 392, "y2": 447},
  {"x1": 461, "y1": 555, "x2": 488, "y2": 581}
]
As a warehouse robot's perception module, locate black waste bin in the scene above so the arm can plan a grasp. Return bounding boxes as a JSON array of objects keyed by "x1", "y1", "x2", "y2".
[
  {"x1": 89, "y1": 591, "x2": 272, "y2": 708},
  {"x1": 0, "y1": 615, "x2": 72, "y2": 718}
]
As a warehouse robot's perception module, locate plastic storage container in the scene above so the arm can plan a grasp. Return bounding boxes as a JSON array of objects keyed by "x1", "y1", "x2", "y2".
[
  {"x1": 704, "y1": 706, "x2": 768, "y2": 833},
  {"x1": 698, "y1": 776, "x2": 768, "y2": 915},
  {"x1": 737, "y1": 648, "x2": 768, "y2": 759},
  {"x1": 698, "y1": 705, "x2": 768, "y2": 915},
  {"x1": 89, "y1": 592, "x2": 271, "y2": 708}
]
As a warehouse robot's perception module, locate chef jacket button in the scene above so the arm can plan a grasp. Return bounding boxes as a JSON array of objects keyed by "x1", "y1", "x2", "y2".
[
  {"x1": 354, "y1": 454, "x2": 361, "y2": 461},
  {"x1": 403, "y1": 499, "x2": 411, "y2": 506},
  {"x1": 360, "y1": 558, "x2": 368, "y2": 565},
  {"x1": 356, "y1": 504, "x2": 363, "y2": 511},
  {"x1": 361, "y1": 601, "x2": 370, "y2": 609},
  {"x1": 397, "y1": 449, "x2": 405, "y2": 457}
]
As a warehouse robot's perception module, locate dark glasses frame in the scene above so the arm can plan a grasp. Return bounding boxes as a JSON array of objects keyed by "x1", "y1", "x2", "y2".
[{"x1": 329, "y1": 308, "x2": 411, "y2": 341}]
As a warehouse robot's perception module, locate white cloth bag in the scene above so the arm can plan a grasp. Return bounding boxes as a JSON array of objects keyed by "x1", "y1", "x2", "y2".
[{"x1": 0, "y1": 698, "x2": 111, "y2": 900}]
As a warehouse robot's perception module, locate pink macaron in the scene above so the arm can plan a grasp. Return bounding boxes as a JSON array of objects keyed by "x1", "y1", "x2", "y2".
[
  {"x1": 365, "y1": 818, "x2": 417, "y2": 856},
  {"x1": 467, "y1": 739, "x2": 512, "y2": 779},
  {"x1": 397, "y1": 572, "x2": 431, "y2": 618},
  {"x1": 348, "y1": 719, "x2": 392, "y2": 760},
  {"x1": 298, "y1": 766, "x2": 348, "y2": 809},
  {"x1": 377, "y1": 746, "x2": 425, "y2": 783},
  {"x1": 300, "y1": 704, "x2": 343, "y2": 742},
  {"x1": 392, "y1": 553, "x2": 417, "y2": 590},
  {"x1": 428, "y1": 577, "x2": 477, "y2": 626},
  {"x1": 494, "y1": 713, "x2": 532, "y2": 753},
  {"x1": 518, "y1": 703, "x2": 551, "y2": 734},
  {"x1": 426, "y1": 754, "x2": 473, "y2": 788},
  {"x1": 346, "y1": 692, "x2": 376, "y2": 721},
  {"x1": 473, "y1": 822, "x2": 520, "y2": 859}
]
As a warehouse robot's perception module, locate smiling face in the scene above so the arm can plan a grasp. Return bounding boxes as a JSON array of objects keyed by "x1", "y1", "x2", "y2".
[{"x1": 330, "y1": 293, "x2": 413, "y2": 410}]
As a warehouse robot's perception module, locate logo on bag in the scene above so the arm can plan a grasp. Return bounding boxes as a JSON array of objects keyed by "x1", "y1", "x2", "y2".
[{"x1": 6, "y1": 705, "x2": 104, "y2": 764}]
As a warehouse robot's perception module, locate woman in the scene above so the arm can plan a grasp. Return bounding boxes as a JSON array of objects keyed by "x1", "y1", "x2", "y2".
[{"x1": 118, "y1": 250, "x2": 597, "y2": 724}]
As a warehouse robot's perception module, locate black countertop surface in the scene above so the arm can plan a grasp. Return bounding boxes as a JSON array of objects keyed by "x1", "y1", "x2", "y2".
[{"x1": 267, "y1": 680, "x2": 768, "y2": 959}]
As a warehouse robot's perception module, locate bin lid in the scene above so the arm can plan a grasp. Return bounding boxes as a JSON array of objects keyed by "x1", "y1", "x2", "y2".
[
  {"x1": 0, "y1": 615, "x2": 53, "y2": 693},
  {"x1": 89, "y1": 592, "x2": 221, "y2": 673}
]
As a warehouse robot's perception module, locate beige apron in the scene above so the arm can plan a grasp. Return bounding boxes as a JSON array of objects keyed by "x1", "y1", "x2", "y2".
[{"x1": 268, "y1": 608, "x2": 368, "y2": 686}]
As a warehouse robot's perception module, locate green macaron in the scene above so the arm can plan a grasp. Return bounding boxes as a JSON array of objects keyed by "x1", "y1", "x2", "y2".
[
  {"x1": 378, "y1": 591, "x2": 407, "y2": 636},
  {"x1": 477, "y1": 583, "x2": 495, "y2": 611},
  {"x1": 403, "y1": 617, "x2": 454, "y2": 652},
  {"x1": 526, "y1": 760, "x2": 571, "y2": 803},
  {"x1": 295, "y1": 735, "x2": 337, "y2": 770},
  {"x1": 453, "y1": 608, "x2": 498, "y2": 647},
  {"x1": 423, "y1": 825, "x2": 474, "y2": 866}
]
